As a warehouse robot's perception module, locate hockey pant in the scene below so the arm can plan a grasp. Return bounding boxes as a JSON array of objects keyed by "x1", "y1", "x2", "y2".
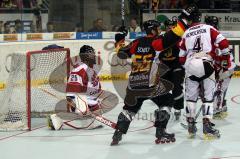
[{"x1": 185, "y1": 60, "x2": 216, "y2": 119}]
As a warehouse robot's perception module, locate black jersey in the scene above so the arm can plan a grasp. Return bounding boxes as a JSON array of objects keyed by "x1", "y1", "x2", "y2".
[
  {"x1": 118, "y1": 35, "x2": 159, "y2": 89},
  {"x1": 159, "y1": 44, "x2": 181, "y2": 68}
]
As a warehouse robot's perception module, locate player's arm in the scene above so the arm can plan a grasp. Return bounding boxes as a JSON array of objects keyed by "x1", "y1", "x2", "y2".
[
  {"x1": 117, "y1": 40, "x2": 139, "y2": 59},
  {"x1": 178, "y1": 38, "x2": 187, "y2": 65},
  {"x1": 152, "y1": 20, "x2": 187, "y2": 52},
  {"x1": 210, "y1": 27, "x2": 232, "y2": 69},
  {"x1": 152, "y1": 4, "x2": 200, "y2": 52}
]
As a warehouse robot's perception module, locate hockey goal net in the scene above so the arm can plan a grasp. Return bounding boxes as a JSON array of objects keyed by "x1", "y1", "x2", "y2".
[{"x1": 0, "y1": 48, "x2": 70, "y2": 131}]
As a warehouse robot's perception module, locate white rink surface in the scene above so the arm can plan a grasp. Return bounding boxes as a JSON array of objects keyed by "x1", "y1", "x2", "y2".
[{"x1": 0, "y1": 78, "x2": 240, "y2": 159}]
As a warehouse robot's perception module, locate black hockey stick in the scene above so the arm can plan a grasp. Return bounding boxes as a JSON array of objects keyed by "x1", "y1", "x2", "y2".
[{"x1": 121, "y1": 0, "x2": 125, "y2": 27}]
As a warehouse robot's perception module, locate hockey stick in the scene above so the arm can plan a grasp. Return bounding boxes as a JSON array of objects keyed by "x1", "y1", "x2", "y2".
[
  {"x1": 180, "y1": 106, "x2": 202, "y2": 129},
  {"x1": 121, "y1": 0, "x2": 125, "y2": 27},
  {"x1": 39, "y1": 87, "x2": 117, "y2": 129}
]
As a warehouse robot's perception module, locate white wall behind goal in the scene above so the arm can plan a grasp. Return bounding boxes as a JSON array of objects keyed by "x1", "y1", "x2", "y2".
[
  {"x1": 0, "y1": 37, "x2": 239, "y2": 90},
  {"x1": 0, "y1": 39, "x2": 121, "y2": 89}
]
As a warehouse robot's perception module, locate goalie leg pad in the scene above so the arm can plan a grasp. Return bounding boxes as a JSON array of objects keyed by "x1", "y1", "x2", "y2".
[{"x1": 47, "y1": 114, "x2": 63, "y2": 130}]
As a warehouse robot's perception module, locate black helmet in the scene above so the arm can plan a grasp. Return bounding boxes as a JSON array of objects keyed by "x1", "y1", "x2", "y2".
[
  {"x1": 164, "y1": 19, "x2": 177, "y2": 27},
  {"x1": 205, "y1": 16, "x2": 219, "y2": 29},
  {"x1": 181, "y1": 3, "x2": 202, "y2": 22},
  {"x1": 42, "y1": 44, "x2": 64, "y2": 50},
  {"x1": 143, "y1": 20, "x2": 160, "y2": 34}
]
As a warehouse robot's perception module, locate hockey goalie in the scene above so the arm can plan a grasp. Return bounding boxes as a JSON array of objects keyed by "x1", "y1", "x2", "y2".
[{"x1": 48, "y1": 45, "x2": 105, "y2": 130}]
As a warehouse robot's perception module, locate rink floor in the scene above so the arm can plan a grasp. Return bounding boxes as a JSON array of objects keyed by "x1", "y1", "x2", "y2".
[{"x1": 0, "y1": 79, "x2": 240, "y2": 159}]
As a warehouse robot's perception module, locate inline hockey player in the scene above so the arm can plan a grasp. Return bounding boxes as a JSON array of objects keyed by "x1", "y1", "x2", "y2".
[
  {"x1": 111, "y1": 4, "x2": 199, "y2": 145},
  {"x1": 179, "y1": 11, "x2": 231, "y2": 139},
  {"x1": 48, "y1": 45, "x2": 103, "y2": 130},
  {"x1": 159, "y1": 19, "x2": 185, "y2": 120},
  {"x1": 205, "y1": 16, "x2": 236, "y2": 119}
]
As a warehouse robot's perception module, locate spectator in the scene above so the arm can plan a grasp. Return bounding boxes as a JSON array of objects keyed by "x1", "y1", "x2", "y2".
[
  {"x1": 14, "y1": 19, "x2": 23, "y2": 33},
  {"x1": 0, "y1": 21, "x2": 4, "y2": 33},
  {"x1": 3, "y1": 22, "x2": 12, "y2": 34},
  {"x1": 32, "y1": 8, "x2": 42, "y2": 32},
  {"x1": 74, "y1": 23, "x2": 83, "y2": 32},
  {"x1": 29, "y1": 21, "x2": 36, "y2": 33},
  {"x1": 177, "y1": 0, "x2": 188, "y2": 9},
  {"x1": 88, "y1": 18, "x2": 107, "y2": 32},
  {"x1": 1, "y1": 0, "x2": 17, "y2": 8},
  {"x1": 168, "y1": 0, "x2": 177, "y2": 9},
  {"x1": 128, "y1": 18, "x2": 141, "y2": 32},
  {"x1": 46, "y1": 21, "x2": 54, "y2": 32}
]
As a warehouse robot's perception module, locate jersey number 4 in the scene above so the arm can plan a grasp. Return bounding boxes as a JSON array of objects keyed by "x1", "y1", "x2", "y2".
[{"x1": 193, "y1": 36, "x2": 203, "y2": 52}]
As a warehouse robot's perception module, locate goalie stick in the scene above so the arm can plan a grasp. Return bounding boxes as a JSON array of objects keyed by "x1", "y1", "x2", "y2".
[{"x1": 39, "y1": 87, "x2": 117, "y2": 129}]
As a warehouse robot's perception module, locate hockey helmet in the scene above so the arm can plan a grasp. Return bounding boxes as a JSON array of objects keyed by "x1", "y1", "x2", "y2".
[
  {"x1": 42, "y1": 44, "x2": 64, "y2": 50},
  {"x1": 182, "y1": 3, "x2": 202, "y2": 22},
  {"x1": 79, "y1": 45, "x2": 96, "y2": 64},
  {"x1": 143, "y1": 20, "x2": 160, "y2": 34}
]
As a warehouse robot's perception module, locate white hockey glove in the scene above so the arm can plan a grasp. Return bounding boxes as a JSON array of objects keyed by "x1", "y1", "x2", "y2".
[{"x1": 218, "y1": 69, "x2": 234, "y2": 80}]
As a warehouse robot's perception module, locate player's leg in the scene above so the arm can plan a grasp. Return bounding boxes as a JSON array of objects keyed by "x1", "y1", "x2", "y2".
[
  {"x1": 171, "y1": 67, "x2": 185, "y2": 120},
  {"x1": 218, "y1": 77, "x2": 231, "y2": 118},
  {"x1": 111, "y1": 95, "x2": 146, "y2": 145},
  {"x1": 185, "y1": 77, "x2": 199, "y2": 138},
  {"x1": 151, "y1": 93, "x2": 176, "y2": 144},
  {"x1": 202, "y1": 75, "x2": 220, "y2": 139}
]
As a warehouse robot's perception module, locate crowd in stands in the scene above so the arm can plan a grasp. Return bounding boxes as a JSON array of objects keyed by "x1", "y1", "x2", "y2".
[
  {"x1": 0, "y1": 0, "x2": 234, "y2": 34},
  {"x1": 0, "y1": 17, "x2": 144, "y2": 34},
  {"x1": 0, "y1": 0, "x2": 41, "y2": 9},
  {"x1": 135, "y1": 0, "x2": 231, "y2": 10}
]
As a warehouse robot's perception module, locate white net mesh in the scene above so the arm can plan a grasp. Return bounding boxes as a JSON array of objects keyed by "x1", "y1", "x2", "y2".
[{"x1": 0, "y1": 49, "x2": 70, "y2": 131}]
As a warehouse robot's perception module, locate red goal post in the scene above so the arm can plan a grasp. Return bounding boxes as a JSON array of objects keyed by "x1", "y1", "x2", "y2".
[{"x1": 0, "y1": 48, "x2": 70, "y2": 131}]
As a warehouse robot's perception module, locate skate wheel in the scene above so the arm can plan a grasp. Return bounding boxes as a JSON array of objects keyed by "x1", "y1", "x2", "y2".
[
  {"x1": 155, "y1": 139, "x2": 161, "y2": 144},
  {"x1": 171, "y1": 138, "x2": 176, "y2": 142},
  {"x1": 110, "y1": 140, "x2": 119, "y2": 146},
  {"x1": 166, "y1": 139, "x2": 170, "y2": 143}
]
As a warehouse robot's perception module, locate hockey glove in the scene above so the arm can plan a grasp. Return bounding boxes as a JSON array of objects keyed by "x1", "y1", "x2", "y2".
[
  {"x1": 221, "y1": 54, "x2": 231, "y2": 69},
  {"x1": 115, "y1": 26, "x2": 128, "y2": 44},
  {"x1": 115, "y1": 26, "x2": 128, "y2": 53}
]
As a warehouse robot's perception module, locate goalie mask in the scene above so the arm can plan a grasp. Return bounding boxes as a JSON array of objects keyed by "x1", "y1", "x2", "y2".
[{"x1": 79, "y1": 45, "x2": 96, "y2": 65}]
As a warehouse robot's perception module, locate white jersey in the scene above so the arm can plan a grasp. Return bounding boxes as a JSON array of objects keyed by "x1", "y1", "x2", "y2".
[
  {"x1": 66, "y1": 62, "x2": 101, "y2": 106},
  {"x1": 179, "y1": 23, "x2": 229, "y2": 77},
  {"x1": 179, "y1": 23, "x2": 229, "y2": 59}
]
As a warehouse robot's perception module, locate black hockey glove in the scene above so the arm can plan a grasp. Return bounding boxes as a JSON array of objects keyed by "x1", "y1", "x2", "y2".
[{"x1": 115, "y1": 26, "x2": 128, "y2": 43}]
